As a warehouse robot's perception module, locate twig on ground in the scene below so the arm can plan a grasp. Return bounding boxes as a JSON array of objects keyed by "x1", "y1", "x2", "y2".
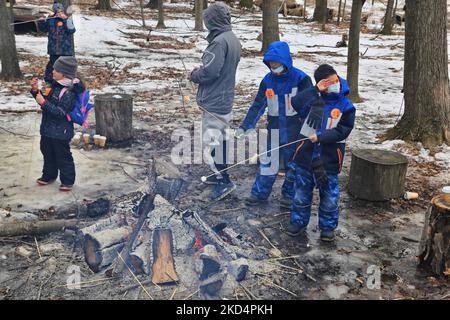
[
  {"x1": 169, "y1": 288, "x2": 178, "y2": 300},
  {"x1": 34, "y1": 237, "x2": 42, "y2": 259},
  {"x1": 239, "y1": 284, "x2": 258, "y2": 300},
  {"x1": 115, "y1": 163, "x2": 141, "y2": 183},
  {"x1": 258, "y1": 229, "x2": 278, "y2": 251},
  {"x1": 0, "y1": 126, "x2": 34, "y2": 138},
  {"x1": 183, "y1": 289, "x2": 199, "y2": 300},
  {"x1": 255, "y1": 275, "x2": 297, "y2": 297},
  {"x1": 117, "y1": 251, "x2": 153, "y2": 300}
]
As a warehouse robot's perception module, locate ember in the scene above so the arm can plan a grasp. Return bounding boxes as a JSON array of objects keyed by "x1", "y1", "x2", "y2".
[{"x1": 192, "y1": 231, "x2": 205, "y2": 255}]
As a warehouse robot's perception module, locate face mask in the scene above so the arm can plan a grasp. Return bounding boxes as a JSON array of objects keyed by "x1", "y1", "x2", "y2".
[
  {"x1": 271, "y1": 66, "x2": 285, "y2": 74},
  {"x1": 327, "y1": 83, "x2": 340, "y2": 94}
]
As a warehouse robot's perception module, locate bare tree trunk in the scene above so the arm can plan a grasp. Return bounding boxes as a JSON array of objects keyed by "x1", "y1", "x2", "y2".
[
  {"x1": 342, "y1": 0, "x2": 347, "y2": 22},
  {"x1": 346, "y1": 0, "x2": 364, "y2": 102},
  {"x1": 384, "y1": 0, "x2": 450, "y2": 147},
  {"x1": 303, "y1": 0, "x2": 307, "y2": 21},
  {"x1": 313, "y1": 0, "x2": 327, "y2": 22},
  {"x1": 239, "y1": 0, "x2": 253, "y2": 9},
  {"x1": 0, "y1": 0, "x2": 22, "y2": 81},
  {"x1": 156, "y1": 0, "x2": 166, "y2": 28},
  {"x1": 194, "y1": 0, "x2": 204, "y2": 31},
  {"x1": 337, "y1": 0, "x2": 342, "y2": 25},
  {"x1": 380, "y1": 0, "x2": 394, "y2": 35},
  {"x1": 146, "y1": 0, "x2": 158, "y2": 9},
  {"x1": 139, "y1": 0, "x2": 146, "y2": 27},
  {"x1": 321, "y1": 1, "x2": 327, "y2": 30},
  {"x1": 97, "y1": 0, "x2": 112, "y2": 10},
  {"x1": 261, "y1": 0, "x2": 279, "y2": 53}
]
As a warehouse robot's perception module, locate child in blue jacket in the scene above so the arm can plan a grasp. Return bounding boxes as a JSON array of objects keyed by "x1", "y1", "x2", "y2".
[
  {"x1": 39, "y1": 2, "x2": 76, "y2": 84},
  {"x1": 237, "y1": 41, "x2": 313, "y2": 208},
  {"x1": 286, "y1": 64, "x2": 356, "y2": 242}
]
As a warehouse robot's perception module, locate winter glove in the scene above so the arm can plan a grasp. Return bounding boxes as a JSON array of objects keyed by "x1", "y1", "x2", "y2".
[
  {"x1": 312, "y1": 158, "x2": 328, "y2": 188},
  {"x1": 234, "y1": 128, "x2": 245, "y2": 139},
  {"x1": 66, "y1": 17, "x2": 75, "y2": 30},
  {"x1": 306, "y1": 98, "x2": 325, "y2": 129},
  {"x1": 188, "y1": 67, "x2": 200, "y2": 81}
]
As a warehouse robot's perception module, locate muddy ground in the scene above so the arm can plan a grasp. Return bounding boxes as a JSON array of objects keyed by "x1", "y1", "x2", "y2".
[{"x1": 0, "y1": 117, "x2": 448, "y2": 300}]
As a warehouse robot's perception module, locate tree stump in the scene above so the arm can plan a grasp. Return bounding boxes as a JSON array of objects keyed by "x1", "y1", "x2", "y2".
[
  {"x1": 348, "y1": 149, "x2": 408, "y2": 201},
  {"x1": 418, "y1": 194, "x2": 450, "y2": 276},
  {"x1": 94, "y1": 93, "x2": 133, "y2": 147}
]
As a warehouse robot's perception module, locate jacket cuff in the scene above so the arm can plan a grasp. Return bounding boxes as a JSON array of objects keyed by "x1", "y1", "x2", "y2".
[{"x1": 317, "y1": 133, "x2": 322, "y2": 142}]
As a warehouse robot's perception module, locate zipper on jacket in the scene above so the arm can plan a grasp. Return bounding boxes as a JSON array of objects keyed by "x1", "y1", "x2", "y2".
[
  {"x1": 56, "y1": 25, "x2": 59, "y2": 54},
  {"x1": 292, "y1": 140, "x2": 304, "y2": 161},
  {"x1": 337, "y1": 147, "x2": 343, "y2": 172}
]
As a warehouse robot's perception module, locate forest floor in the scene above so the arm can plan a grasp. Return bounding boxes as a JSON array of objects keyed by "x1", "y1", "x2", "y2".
[{"x1": 0, "y1": 0, "x2": 449, "y2": 300}]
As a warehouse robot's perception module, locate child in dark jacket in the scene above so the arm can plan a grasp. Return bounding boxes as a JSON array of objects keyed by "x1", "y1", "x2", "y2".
[
  {"x1": 286, "y1": 64, "x2": 356, "y2": 242},
  {"x1": 38, "y1": 2, "x2": 76, "y2": 84},
  {"x1": 31, "y1": 56, "x2": 84, "y2": 192},
  {"x1": 237, "y1": 41, "x2": 313, "y2": 209}
]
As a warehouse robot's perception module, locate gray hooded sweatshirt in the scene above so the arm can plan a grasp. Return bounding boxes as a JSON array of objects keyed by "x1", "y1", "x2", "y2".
[{"x1": 190, "y1": 2, "x2": 241, "y2": 115}]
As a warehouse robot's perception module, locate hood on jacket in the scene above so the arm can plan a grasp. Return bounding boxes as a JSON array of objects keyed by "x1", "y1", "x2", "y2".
[
  {"x1": 203, "y1": 2, "x2": 232, "y2": 42},
  {"x1": 263, "y1": 41, "x2": 293, "y2": 72},
  {"x1": 52, "y1": 2, "x2": 65, "y2": 13}
]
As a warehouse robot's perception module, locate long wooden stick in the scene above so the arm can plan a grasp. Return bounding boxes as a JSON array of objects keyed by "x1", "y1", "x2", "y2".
[
  {"x1": 0, "y1": 219, "x2": 77, "y2": 237},
  {"x1": 202, "y1": 137, "x2": 310, "y2": 181},
  {"x1": 113, "y1": 161, "x2": 157, "y2": 275}
]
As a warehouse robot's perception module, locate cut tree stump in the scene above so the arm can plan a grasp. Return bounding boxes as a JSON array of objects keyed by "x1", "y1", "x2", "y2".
[
  {"x1": 94, "y1": 93, "x2": 133, "y2": 147},
  {"x1": 418, "y1": 194, "x2": 450, "y2": 276},
  {"x1": 151, "y1": 228, "x2": 178, "y2": 284},
  {"x1": 348, "y1": 149, "x2": 408, "y2": 201}
]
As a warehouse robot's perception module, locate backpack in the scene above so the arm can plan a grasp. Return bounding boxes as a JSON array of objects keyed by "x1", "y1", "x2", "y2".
[{"x1": 59, "y1": 87, "x2": 94, "y2": 128}]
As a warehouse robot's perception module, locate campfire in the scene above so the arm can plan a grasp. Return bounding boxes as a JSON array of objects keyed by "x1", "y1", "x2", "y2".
[{"x1": 77, "y1": 159, "x2": 251, "y2": 299}]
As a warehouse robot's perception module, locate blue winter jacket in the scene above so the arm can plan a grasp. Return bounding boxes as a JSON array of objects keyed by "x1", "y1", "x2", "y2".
[
  {"x1": 290, "y1": 77, "x2": 356, "y2": 175},
  {"x1": 240, "y1": 41, "x2": 313, "y2": 146},
  {"x1": 38, "y1": 16, "x2": 75, "y2": 56}
]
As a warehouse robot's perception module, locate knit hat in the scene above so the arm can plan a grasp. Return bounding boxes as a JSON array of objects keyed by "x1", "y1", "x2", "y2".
[
  {"x1": 52, "y1": 2, "x2": 65, "y2": 13},
  {"x1": 53, "y1": 56, "x2": 77, "y2": 79},
  {"x1": 314, "y1": 64, "x2": 337, "y2": 83}
]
